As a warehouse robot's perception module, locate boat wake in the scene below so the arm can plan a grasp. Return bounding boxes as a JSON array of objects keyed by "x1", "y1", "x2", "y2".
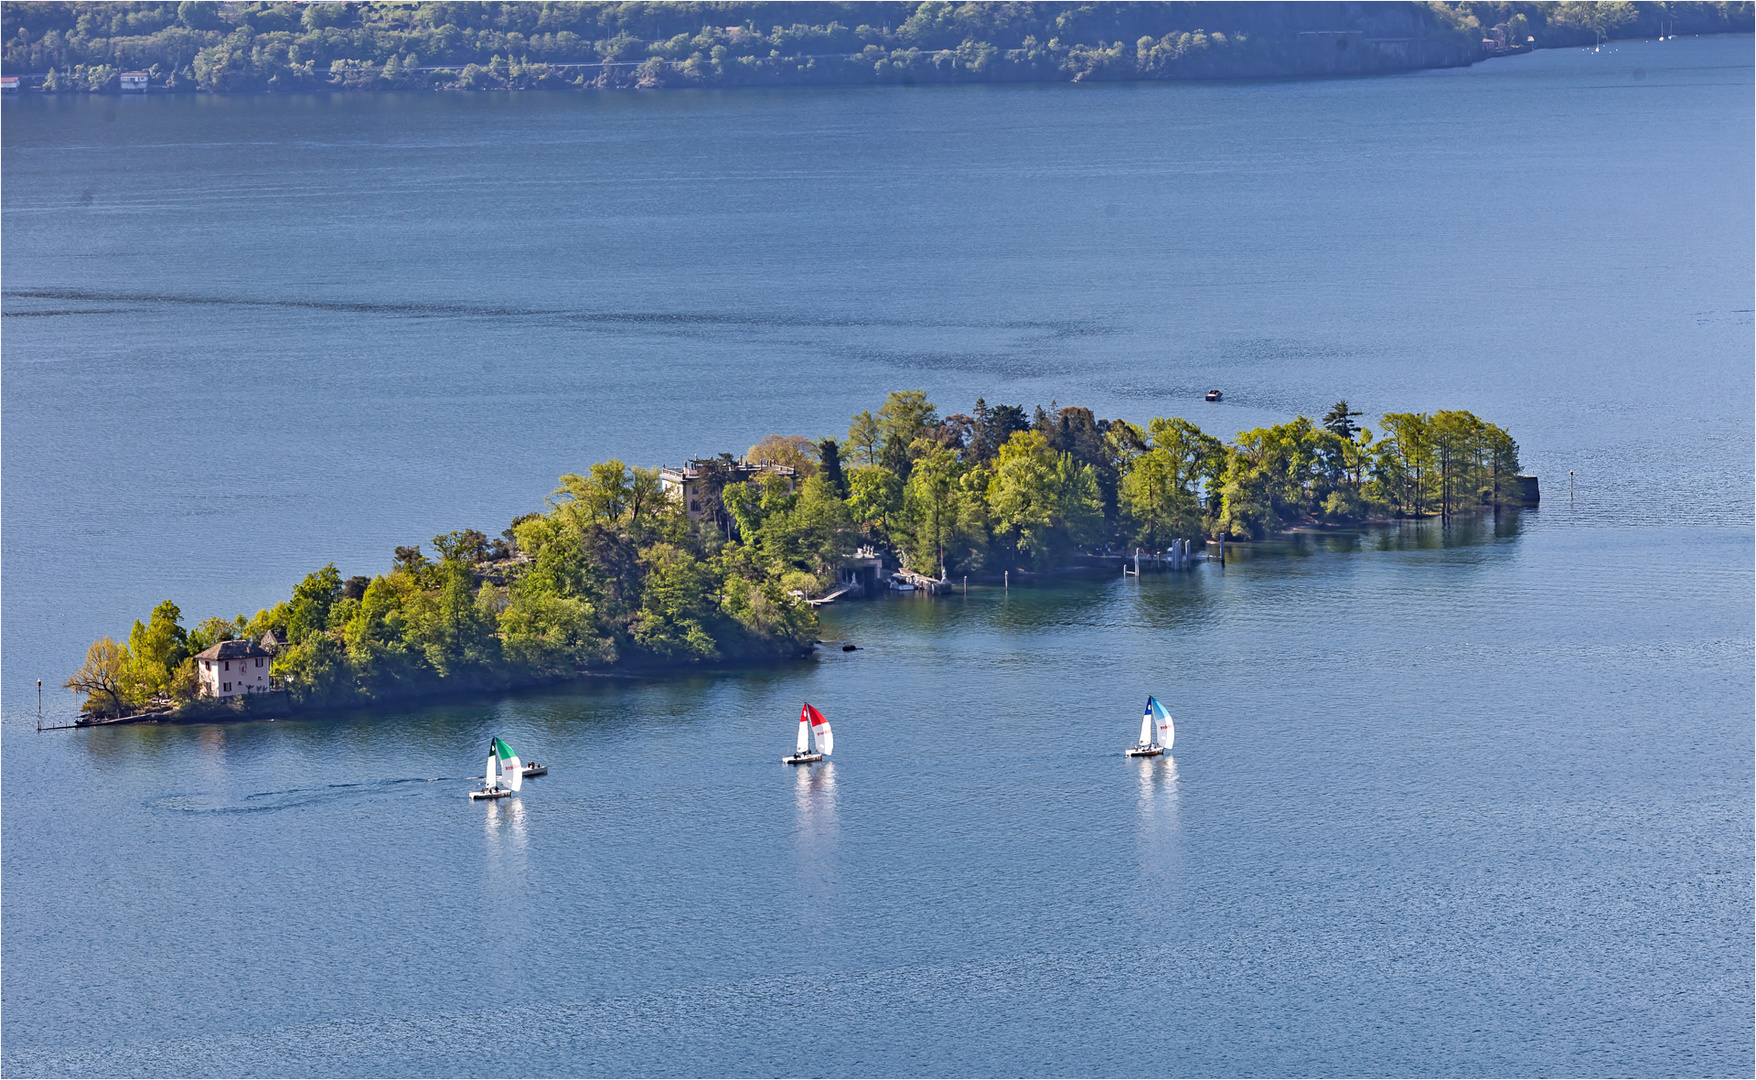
[{"x1": 149, "y1": 777, "x2": 458, "y2": 814}]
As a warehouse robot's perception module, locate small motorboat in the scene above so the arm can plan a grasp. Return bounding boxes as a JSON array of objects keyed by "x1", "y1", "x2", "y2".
[
  {"x1": 471, "y1": 737, "x2": 525, "y2": 798},
  {"x1": 1125, "y1": 696, "x2": 1174, "y2": 757},
  {"x1": 784, "y1": 702, "x2": 833, "y2": 765},
  {"x1": 891, "y1": 577, "x2": 916, "y2": 592},
  {"x1": 521, "y1": 762, "x2": 547, "y2": 778},
  {"x1": 1205, "y1": 389, "x2": 1223, "y2": 402}
]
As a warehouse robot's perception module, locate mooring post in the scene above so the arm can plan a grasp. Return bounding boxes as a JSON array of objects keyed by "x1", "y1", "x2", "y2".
[
  {"x1": 1004, "y1": 570, "x2": 1009, "y2": 591},
  {"x1": 1570, "y1": 470, "x2": 1574, "y2": 502},
  {"x1": 963, "y1": 575, "x2": 968, "y2": 596},
  {"x1": 37, "y1": 679, "x2": 43, "y2": 731}
]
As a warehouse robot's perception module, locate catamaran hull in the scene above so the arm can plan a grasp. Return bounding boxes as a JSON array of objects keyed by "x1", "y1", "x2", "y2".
[
  {"x1": 470, "y1": 788, "x2": 511, "y2": 799},
  {"x1": 1125, "y1": 746, "x2": 1164, "y2": 757},
  {"x1": 784, "y1": 753, "x2": 824, "y2": 765},
  {"x1": 521, "y1": 765, "x2": 547, "y2": 777}
]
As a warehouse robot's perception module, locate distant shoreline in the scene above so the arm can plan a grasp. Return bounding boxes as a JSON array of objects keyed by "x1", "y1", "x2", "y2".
[
  {"x1": 6, "y1": 32, "x2": 1746, "y2": 98},
  {"x1": 7, "y1": 3, "x2": 1747, "y2": 98}
]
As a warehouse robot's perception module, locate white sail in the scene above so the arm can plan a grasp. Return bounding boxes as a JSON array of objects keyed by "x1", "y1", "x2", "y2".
[
  {"x1": 491, "y1": 738, "x2": 523, "y2": 791},
  {"x1": 1155, "y1": 701, "x2": 1174, "y2": 751},
  {"x1": 1139, "y1": 709, "x2": 1153, "y2": 747},
  {"x1": 805, "y1": 704, "x2": 833, "y2": 757},
  {"x1": 796, "y1": 715, "x2": 810, "y2": 754},
  {"x1": 484, "y1": 753, "x2": 497, "y2": 789}
]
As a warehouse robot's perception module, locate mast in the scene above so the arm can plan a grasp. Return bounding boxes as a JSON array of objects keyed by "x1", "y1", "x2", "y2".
[{"x1": 1152, "y1": 697, "x2": 1173, "y2": 751}]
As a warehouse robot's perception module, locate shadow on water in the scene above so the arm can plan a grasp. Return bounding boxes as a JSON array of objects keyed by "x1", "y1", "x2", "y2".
[
  {"x1": 1224, "y1": 509, "x2": 1529, "y2": 562},
  {"x1": 71, "y1": 661, "x2": 820, "y2": 765},
  {"x1": 70, "y1": 512, "x2": 1531, "y2": 776}
]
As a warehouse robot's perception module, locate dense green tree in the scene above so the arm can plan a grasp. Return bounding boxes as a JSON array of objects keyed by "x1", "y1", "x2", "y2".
[
  {"x1": 898, "y1": 447, "x2": 966, "y2": 577},
  {"x1": 121, "y1": 599, "x2": 189, "y2": 702},
  {"x1": 845, "y1": 464, "x2": 902, "y2": 540},
  {"x1": 421, "y1": 560, "x2": 501, "y2": 677},
  {"x1": 846, "y1": 410, "x2": 881, "y2": 466},
  {"x1": 631, "y1": 542, "x2": 717, "y2": 660},
  {"x1": 987, "y1": 430, "x2": 1100, "y2": 569},
  {"x1": 876, "y1": 389, "x2": 938, "y2": 449},
  {"x1": 1322, "y1": 400, "x2": 1364, "y2": 440},
  {"x1": 276, "y1": 631, "x2": 352, "y2": 707},
  {"x1": 1120, "y1": 446, "x2": 1201, "y2": 547},
  {"x1": 817, "y1": 437, "x2": 847, "y2": 498},
  {"x1": 1375, "y1": 412, "x2": 1436, "y2": 516},
  {"x1": 968, "y1": 399, "x2": 1030, "y2": 464},
  {"x1": 500, "y1": 592, "x2": 611, "y2": 677},
  {"x1": 286, "y1": 563, "x2": 343, "y2": 643}
]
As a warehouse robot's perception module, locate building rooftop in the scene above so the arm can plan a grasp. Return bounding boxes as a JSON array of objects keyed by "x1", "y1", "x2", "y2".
[
  {"x1": 662, "y1": 461, "x2": 797, "y2": 480},
  {"x1": 194, "y1": 639, "x2": 273, "y2": 661}
]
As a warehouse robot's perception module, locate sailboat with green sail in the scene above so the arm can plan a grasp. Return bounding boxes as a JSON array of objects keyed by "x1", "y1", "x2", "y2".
[{"x1": 470, "y1": 737, "x2": 523, "y2": 800}]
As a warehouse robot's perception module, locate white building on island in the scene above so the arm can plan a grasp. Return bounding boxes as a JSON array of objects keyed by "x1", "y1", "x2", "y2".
[{"x1": 195, "y1": 639, "x2": 274, "y2": 699}]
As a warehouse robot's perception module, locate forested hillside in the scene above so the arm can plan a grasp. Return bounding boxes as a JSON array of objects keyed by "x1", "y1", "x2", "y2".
[{"x1": 5, "y1": 1, "x2": 1747, "y2": 93}]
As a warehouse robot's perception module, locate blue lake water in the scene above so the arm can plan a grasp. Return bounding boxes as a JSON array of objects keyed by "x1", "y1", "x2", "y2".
[{"x1": 3, "y1": 35, "x2": 1752, "y2": 1077}]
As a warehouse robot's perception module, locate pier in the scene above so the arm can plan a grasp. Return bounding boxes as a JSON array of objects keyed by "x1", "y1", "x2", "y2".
[
  {"x1": 1086, "y1": 539, "x2": 1212, "y2": 574},
  {"x1": 892, "y1": 568, "x2": 952, "y2": 595}
]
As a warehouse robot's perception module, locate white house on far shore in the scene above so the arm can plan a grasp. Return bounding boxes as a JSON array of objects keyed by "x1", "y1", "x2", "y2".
[
  {"x1": 195, "y1": 639, "x2": 274, "y2": 699},
  {"x1": 119, "y1": 71, "x2": 149, "y2": 92}
]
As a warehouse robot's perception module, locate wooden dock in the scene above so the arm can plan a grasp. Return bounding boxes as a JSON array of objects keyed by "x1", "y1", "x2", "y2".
[{"x1": 808, "y1": 582, "x2": 859, "y2": 606}]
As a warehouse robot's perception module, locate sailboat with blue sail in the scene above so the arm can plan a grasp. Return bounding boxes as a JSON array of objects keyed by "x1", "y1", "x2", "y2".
[
  {"x1": 470, "y1": 737, "x2": 524, "y2": 799},
  {"x1": 1125, "y1": 697, "x2": 1174, "y2": 757}
]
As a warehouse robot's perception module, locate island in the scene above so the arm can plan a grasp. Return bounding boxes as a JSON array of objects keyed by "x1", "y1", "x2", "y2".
[{"x1": 65, "y1": 392, "x2": 1527, "y2": 721}]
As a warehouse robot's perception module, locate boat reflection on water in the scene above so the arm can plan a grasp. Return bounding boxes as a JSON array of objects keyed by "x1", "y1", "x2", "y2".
[
  {"x1": 794, "y1": 760, "x2": 839, "y2": 835},
  {"x1": 793, "y1": 760, "x2": 840, "y2": 871},
  {"x1": 792, "y1": 761, "x2": 840, "y2": 916},
  {"x1": 1135, "y1": 754, "x2": 1181, "y2": 882},
  {"x1": 483, "y1": 794, "x2": 530, "y2": 854}
]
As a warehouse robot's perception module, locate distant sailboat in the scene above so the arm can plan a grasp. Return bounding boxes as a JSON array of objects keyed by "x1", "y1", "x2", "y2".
[
  {"x1": 1125, "y1": 696, "x2": 1173, "y2": 757},
  {"x1": 470, "y1": 737, "x2": 523, "y2": 799},
  {"x1": 784, "y1": 702, "x2": 832, "y2": 765}
]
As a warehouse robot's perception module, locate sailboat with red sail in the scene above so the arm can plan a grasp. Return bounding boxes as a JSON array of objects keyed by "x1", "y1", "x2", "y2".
[{"x1": 784, "y1": 702, "x2": 833, "y2": 765}]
